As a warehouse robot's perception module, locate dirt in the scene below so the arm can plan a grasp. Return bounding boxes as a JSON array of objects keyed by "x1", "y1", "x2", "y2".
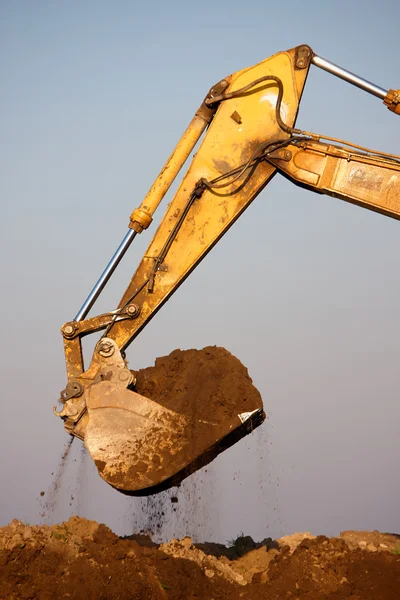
[
  {"x1": 133, "y1": 346, "x2": 263, "y2": 425},
  {"x1": 1, "y1": 518, "x2": 399, "y2": 599},
  {"x1": 39, "y1": 438, "x2": 74, "y2": 520},
  {"x1": 94, "y1": 346, "x2": 266, "y2": 493}
]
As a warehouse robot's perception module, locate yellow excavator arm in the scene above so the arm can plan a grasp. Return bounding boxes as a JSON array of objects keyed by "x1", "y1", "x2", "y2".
[{"x1": 55, "y1": 45, "x2": 399, "y2": 494}]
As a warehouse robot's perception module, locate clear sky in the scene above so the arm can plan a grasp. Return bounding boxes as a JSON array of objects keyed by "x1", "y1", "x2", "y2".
[{"x1": 1, "y1": 0, "x2": 399, "y2": 542}]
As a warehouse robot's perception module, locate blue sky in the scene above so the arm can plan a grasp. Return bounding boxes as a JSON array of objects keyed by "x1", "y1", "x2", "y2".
[{"x1": 1, "y1": 0, "x2": 399, "y2": 541}]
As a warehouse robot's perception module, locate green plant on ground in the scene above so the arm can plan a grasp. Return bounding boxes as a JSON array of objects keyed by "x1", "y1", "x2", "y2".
[
  {"x1": 53, "y1": 525, "x2": 69, "y2": 543},
  {"x1": 227, "y1": 533, "x2": 245, "y2": 548},
  {"x1": 159, "y1": 582, "x2": 172, "y2": 590}
]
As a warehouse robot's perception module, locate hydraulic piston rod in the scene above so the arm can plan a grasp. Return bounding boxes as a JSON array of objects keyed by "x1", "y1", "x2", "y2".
[
  {"x1": 74, "y1": 229, "x2": 137, "y2": 322},
  {"x1": 312, "y1": 54, "x2": 387, "y2": 99},
  {"x1": 74, "y1": 102, "x2": 214, "y2": 322}
]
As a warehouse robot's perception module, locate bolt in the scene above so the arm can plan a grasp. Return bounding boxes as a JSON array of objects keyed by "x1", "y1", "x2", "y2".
[
  {"x1": 284, "y1": 151, "x2": 292, "y2": 160},
  {"x1": 119, "y1": 370, "x2": 131, "y2": 382},
  {"x1": 98, "y1": 341, "x2": 114, "y2": 357},
  {"x1": 297, "y1": 58, "x2": 305, "y2": 68},
  {"x1": 126, "y1": 304, "x2": 138, "y2": 316},
  {"x1": 62, "y1": 323, "x2": 76, "y2": 337},
  {"x1": 220, "y1": 80, "x2": 228, "y2": 88}
]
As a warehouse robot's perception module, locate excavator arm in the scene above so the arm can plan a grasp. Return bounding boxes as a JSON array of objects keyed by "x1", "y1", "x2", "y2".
[{"x1": 55, "y1": 45, "x2": 399, "y2": 494}]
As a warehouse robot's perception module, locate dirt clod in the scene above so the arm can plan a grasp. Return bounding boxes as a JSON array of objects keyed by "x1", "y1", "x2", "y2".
[{"x1": 133, "y1": 346, "x2": 263, "y2": 425}]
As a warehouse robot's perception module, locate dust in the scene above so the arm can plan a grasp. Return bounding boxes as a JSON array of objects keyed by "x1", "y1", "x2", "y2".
[
  {"x1": 72, "y1": 442, "x2": 88, "y2": 516},
  {"x1": 39, "y1": 437, "x2": 74, "y2": 521}
]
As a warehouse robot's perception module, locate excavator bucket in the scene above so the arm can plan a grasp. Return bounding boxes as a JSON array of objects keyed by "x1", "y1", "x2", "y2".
[
  {"x1": 84, "y1": 379, "x2": 264, "y2": 494},
  {"x1": 61, "y1": 343, "x2": 265, "y2": 495},
  {"x1": 85, "y1": 381, "x2": 189, "y2": 492}
]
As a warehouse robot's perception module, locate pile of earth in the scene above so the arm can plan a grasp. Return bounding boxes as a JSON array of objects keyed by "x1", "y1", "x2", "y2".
[{"x1": 1, "y1": 517, "x2": 399, "y2": 599}]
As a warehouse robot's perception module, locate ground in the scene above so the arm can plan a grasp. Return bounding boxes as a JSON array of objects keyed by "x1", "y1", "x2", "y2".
[
  {"x1": 1, "y1": 517, "x2": 399, "y2": 599},
  {"x1": 6, "y1": 347, "x2": 397, "y2": 598}
]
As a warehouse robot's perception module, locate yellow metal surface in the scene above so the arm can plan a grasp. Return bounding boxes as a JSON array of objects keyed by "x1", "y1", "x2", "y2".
[
  {"x1": 129, "y1": 108, "x2": 214, "y2": 231},
  {"x1": 111, "y1": 46, "x2": 310, "y2": 350},
  {"x1": 268, "y1": 140, "x2": 400, "y2": 218}
]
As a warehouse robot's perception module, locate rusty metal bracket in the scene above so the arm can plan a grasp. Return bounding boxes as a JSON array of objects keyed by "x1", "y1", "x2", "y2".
[
  {"x1": 59, "y1": 381, "x2": 84, "y2": 402},
  {"x1": 205, "y1": 78, "x2": 231, "y2": 106},
  {"x1": 295, "y1": 45, "x2": 313, "y2": 70},
  {"x1": 62, "y1": 307, "x2": 141, "y2": 340},
  {"x1": 56, "y1": 338, "x2": 135, "y2": 440},
  {"x1": 267, "y1": 149, "x2": 292, "y2": 161},
  {"x1": 62, "y1": 305, "x2": 142, "y2": 382},
  {"x1": 384, "y1": 89, "x2": 400, "y2": 115}
]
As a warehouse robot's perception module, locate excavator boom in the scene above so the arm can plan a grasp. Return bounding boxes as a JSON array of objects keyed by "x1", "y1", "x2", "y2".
[{"x1": 55, "y1": 45, "x2": 399, "y2": 494}]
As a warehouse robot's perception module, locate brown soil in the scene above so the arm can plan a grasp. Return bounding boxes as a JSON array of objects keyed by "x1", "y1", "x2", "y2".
[
  {"x1": 135, "y1": 346, "x2": 265, "y2": 453},
  {"x1": 133, "y1": 346, "x2": 263, "y2": 424},
  {"x1": 1, "y1": 518, "x2": 399, "y2": 599},
  {"x1": 102, "y1": 346, "x2": 265, "y2": 493}
]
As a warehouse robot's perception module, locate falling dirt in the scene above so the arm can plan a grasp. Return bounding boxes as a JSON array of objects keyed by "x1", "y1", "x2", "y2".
[
  {"x1": 1, "y1": 517, "x2": 399, "y2": 599},
  {"x1": 39, "y1": 438, "x2": 74, "y2": 521}
]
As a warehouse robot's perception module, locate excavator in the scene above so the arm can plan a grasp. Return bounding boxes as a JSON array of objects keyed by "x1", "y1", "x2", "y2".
[{"x1": 55, "y1": 44, "x2": 399, "y2": 496}]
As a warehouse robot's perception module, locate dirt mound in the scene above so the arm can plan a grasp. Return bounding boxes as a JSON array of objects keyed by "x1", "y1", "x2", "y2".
[
  {"x1": 340, "y1": 529, "x2": 400, "y2": 552},
  {"x1": 1, "y1": 518, "x2": 400, "y2": 599}
]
